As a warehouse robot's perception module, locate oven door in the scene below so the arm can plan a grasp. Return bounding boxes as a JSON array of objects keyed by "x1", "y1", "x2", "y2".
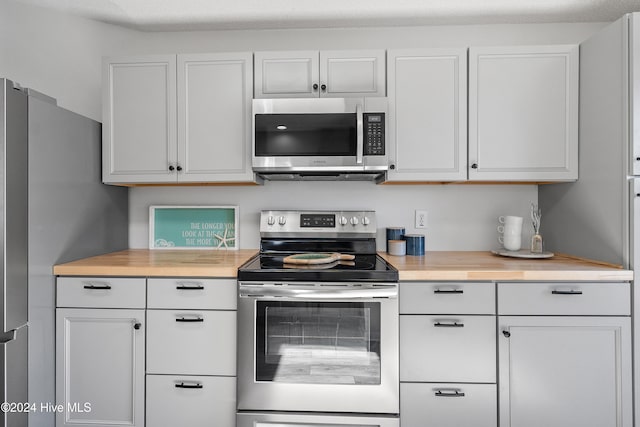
[{"x1": 237, "y1": 282, "x2": 399, "y2": 414}]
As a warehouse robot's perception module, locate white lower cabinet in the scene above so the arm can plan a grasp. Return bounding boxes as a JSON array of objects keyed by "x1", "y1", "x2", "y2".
[
  {"x1": 498, "y1": 316, "x2": 631, "y2": 427},
  {"x1": 146, "y1": 278, "x2": 237, "y2": 427},
  {"x1": 399, "y1": 282, "x2": 497, "y2": 427},
  {"x1": 497, "y1": 282, "x2": 632, "y2": 427},
  {"x1": 401, "y1": 383, "x2": 497, "y2": 427},
  {"x1": 55, "y1": 308, "x2": 145, "y2": 427},
  {"x1": 146, "y1": 375, "x2": 236, "y2": 427}
]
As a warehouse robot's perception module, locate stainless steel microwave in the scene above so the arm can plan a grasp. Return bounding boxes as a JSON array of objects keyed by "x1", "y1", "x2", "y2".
[{"x1": 252, "y1": 98, "x2": 388, "y2": 182}]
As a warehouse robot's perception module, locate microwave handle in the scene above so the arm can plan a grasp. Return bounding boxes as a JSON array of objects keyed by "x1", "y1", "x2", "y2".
[{"x1": 356, "y1": 104, "x2": 364, "y2": 165}]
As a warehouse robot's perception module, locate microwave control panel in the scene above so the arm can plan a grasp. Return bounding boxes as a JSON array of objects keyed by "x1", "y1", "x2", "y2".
[{"x1": 363, "y1": 113, "x2": 385, "y2": 155}]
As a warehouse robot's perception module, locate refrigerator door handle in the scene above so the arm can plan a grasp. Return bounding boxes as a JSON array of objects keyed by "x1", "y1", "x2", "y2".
[{"x1": 0, "y1": 330, "x2": 16, "y2": 344}]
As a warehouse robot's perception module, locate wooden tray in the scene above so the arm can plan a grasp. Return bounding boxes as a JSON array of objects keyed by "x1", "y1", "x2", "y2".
[
  {"x1": 491, "y1": 249, "x2": 554, "y2": 259},
  {"x1": 282, "y1": 253, "x2": 356, "y2": 265}
]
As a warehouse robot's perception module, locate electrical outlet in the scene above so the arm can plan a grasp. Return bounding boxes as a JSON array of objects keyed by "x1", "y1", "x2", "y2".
[{"x1": 415, "y1": 210, "x2": 428, "y2": 229}]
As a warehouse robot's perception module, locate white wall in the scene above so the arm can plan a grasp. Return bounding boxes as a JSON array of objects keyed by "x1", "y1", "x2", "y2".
[
  {"x1": 0, "y1": 0, "x2": 608, "y2": 251},
  {"x1": 131, "y1": 182, "x2": 537, "y2": 250}
]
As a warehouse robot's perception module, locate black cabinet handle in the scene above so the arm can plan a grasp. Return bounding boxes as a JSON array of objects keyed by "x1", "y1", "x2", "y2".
[
  {"x1": 389, "y1": 164, "x2": 396, "y2": 170},
  {"x1": 169, "y1": 165, "x2": 175, "y2": 171},
  {"x1": 176, "y1": 165, "x2": 183, "y2": 171},
  {"x1": 435, "y1": 390, "x2": 465, "y2": 397},
  {"x1": 312, "y1": 83, "x2": 319, "y2": 90},
  {"x1": 133, "y1": 322, "x2": 141, "y2": 330},
  {"x1": 503, "y1": 330, "x2": 511, "y2": 338},
  {"x1": 551, "y1": 289, "x2": 583, "y2": 295},
  {"x1": 83, "y1": 283, "x2": 112, "y2": 290},
  {"x1": 471, "y1": 163, "x2": 478, "y2": 169},
  {"x1": 175, "y1": 382, "x2": 203, "y2": 389},
  {"x1": 176, "y1": 283, "x2": 205, "y2": 290},
  {"x1": 320, "y1": 84, "x2": 327, "y2": 91},
  {"x1": 636, "y1": 157, "x2": 640, "y2": 161},
  {"x1": 176, "y1": 317, "x2": 204, "y2": 323},
  {"x1": 434, "y1": 321, "x2": 464, "y2": 328},
  {"x1": 434, "y1": 289, "x2": 463, "y2": 294}
]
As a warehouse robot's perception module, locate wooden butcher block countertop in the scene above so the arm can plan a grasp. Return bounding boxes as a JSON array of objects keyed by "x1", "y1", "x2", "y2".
[
  {"x1": 53, "y1": 249, "x2": 258, "y2": 278},
  {"x1": 378, "y1": 251, "x2": 633, "y2": 282},
  {"x1": 54, "y1": 249, "x2": 633, "y2": 281}
]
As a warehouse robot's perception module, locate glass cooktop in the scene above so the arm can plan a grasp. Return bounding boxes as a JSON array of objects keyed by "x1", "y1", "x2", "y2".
[{"x1": 237, "y1": 253, "x2": 398, "y2": 283}]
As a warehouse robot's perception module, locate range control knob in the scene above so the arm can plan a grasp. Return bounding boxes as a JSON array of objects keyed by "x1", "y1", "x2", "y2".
[
  {"x1": 278, "y1": 216, "x2": 287, "y2": 226},
  {"x1": 339, "y1": 216, "x2": 348, "y2": 226},
  {"x1": 362, "y1": 217, "x2": 370, "y2": 226},
  {"x1": 267, "y1": 216, "x2": 276, "y2": 226},
  {"x1": 350, "y1": 217, "x2": 359, "y2": 226}
]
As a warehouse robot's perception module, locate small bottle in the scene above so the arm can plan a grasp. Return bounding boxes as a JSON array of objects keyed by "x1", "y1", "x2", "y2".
[{"x1": 530, "y1": 234, "x2": 543, "y2": 253}]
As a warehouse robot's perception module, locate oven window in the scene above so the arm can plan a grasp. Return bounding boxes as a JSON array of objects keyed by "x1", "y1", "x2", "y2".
[
  {"x1": 256, "y1": 301, "x2": 381, "y2": 385},
  {"x1": 255, "y1": 114, "x2": 357, "y2": 156}
]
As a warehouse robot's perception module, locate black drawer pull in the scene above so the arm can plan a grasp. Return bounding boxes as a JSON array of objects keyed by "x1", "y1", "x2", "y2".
[
  {"x1": 175, "y1": 382, "x2": 203, "y2": 389},
  {"x1": 551, "y1": 290, "x2": 583, "y2": 295},
  {"x1": 175, "y1": 317, "x2": 204, "y2": 323},
  {"x1": 133, "y1": 322, "x2": 142, "y2": 330},
  {"x1": 434, "y1": 321, "x2": 464, "y2": 328},
  {"x1": 434, "y1": 289, "x2": 464, "y2": 294},
  {"x1": 435, "y1": 390, "x2": 465, "y2": 397},
  {"x1": 503, "y1": 330, "x2": 511, "y2": 338},
  {"x1": 176, "y1": 282, "x2": 204, "y2": 291},
  {"x1": 83, "y1": 284, "x2": 112, "y2": 290}
]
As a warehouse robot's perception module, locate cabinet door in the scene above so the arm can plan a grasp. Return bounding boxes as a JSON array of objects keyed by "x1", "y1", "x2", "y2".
[
  {"x1": 320, "y1": 50, "x2": 386, "y2": 97},
  {"x1": 146, "y1": 310, "x2": 236, "y2": 376},
  {"x1": 103, "y1": 55, "x2": 177, "y2": 183},
  {"x1": 400, "y1": 315, "x2": 496, "y2": 383},
  {"x1": 469, "y1": 45, "x2": 578, "y2": 181},
  {"x1": 177, "y1": 53, "x2": 254, "y2": 182},
  {"x1": 146, "y1": 375, "x2": 236, "y2": 427},
  {"x1": 56, "y1": 308, "x2": 145, "y2": 427},
  {"x1": 387, "y1": 49, "x2": 467, "y2": 181},
  {"x1": 401, "y1": 383, "x2": 497, "y2": 427},
  {"x1": 498, "y1": 316, "x2": 632, "y2": 427},
  {"x1": 254, "y1": 51, "x2": 320, "y2": 98}
]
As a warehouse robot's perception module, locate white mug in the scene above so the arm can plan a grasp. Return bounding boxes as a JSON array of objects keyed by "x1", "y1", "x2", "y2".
[
  {"x1": 498, "y1": 230, "x2": 522, "y2": 251},
  {"x1": 497, "y1": 215, "x2": 523, "y2": 251},
  {"x1": 498, "y1": 215, "x2": 524, "y2": 226}
]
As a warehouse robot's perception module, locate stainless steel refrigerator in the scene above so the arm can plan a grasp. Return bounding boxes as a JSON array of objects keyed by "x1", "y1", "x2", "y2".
[
  {"x1": 538, "y1": 12, "x2": 640, "y2": 426},
  {"x1": 0, "y1": 78, "x2": 129, "y2": 427}
]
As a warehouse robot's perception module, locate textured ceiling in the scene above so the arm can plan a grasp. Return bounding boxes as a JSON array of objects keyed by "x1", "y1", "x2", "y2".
[{"x1": 18, "y1": 0, "x2": 640, "y2": 31}]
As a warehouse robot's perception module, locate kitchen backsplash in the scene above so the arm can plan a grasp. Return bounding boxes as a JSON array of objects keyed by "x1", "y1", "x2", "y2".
[{"x1": 129, "y1": 182, "x2": 537, "y2": 251}]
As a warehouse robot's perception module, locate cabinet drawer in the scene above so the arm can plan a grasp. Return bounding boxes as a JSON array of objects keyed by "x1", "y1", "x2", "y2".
[
  {"x1": 57, "y1": 277, "x2": 146, "y2": 308},
  {"x1": 401, "y1": 383, "x2": 497, "y2": 427},
  {"x1": 147, "y1": 278, "x2": 236, "y2": 310},
  {"x1": 498, "y1": 282, "x2": 630, "y2": 315},
  {"x1": 146, "y1": 310, "x2": 236, "y2": 375},
  {"x1": 400, "y1": 315, "x2": 496, "y2": 382},
  {"x1": 146, "y1": 375, "x2": 235, "y2": 427},
  {"x1": 400, "y1": 282, "x2": 495, "y2": 315}
]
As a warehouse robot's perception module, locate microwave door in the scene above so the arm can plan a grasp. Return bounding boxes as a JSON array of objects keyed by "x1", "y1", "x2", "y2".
[{"x1": 254, "y1": 112, "x2": 359, "y2": 170}]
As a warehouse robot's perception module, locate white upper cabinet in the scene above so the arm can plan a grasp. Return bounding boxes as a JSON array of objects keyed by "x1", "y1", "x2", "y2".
[
  {"x1": 468, "y1": 45, "x2": 579, "y2": 181},
  {"x1": 103, "y1": 53, "x2": 255, "y2": 184},
  {"x1": 103, "y1": 55, "x2": 177, "y2": 183},
  {"x1": 387, "y1": 48, "x2": 467, "y2": 181},
  {"x1": 177, "y1": 53, "x2": 254, "y2": 182},
  {"x1": 254, "y1": 50, "x2": 386, "y2": 98}
]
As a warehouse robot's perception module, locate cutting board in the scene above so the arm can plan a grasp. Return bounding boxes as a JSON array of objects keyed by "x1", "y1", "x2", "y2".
[{"x1": 282, "y1": 253, "x2": 356, "y2": 265}]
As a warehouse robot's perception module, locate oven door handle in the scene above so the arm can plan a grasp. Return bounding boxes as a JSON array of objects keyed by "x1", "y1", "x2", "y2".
[{"x1": 239, "y1": 285, "x2": 397, "y2": 299}]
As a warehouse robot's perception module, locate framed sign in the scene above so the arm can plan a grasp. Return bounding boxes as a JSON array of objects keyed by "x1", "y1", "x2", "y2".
[{"x1": 149, "y1": 206, "x2": 238, "y2": 250}]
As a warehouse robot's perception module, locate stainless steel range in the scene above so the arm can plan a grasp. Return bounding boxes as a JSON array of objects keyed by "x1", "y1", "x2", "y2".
[{"x1": 237, "y1": 210, "x2": 399, "y2": 427}]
